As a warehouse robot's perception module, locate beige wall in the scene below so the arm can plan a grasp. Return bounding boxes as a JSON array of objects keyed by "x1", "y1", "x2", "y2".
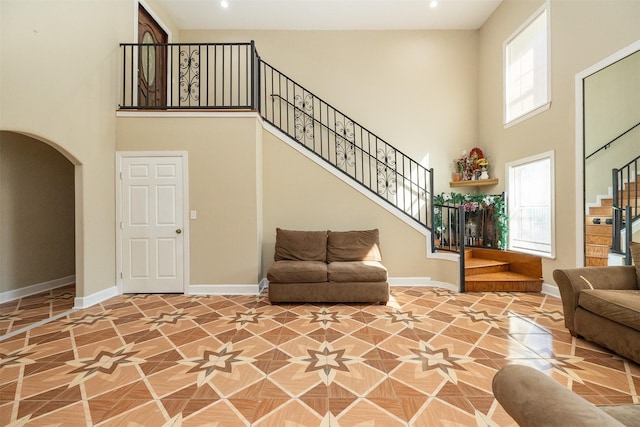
[
  {"x1": 584, "y1": 51, "x2": 640, "y2": 203},
  {"x1": 478, "y1": 0, "x2": 640, "y2": 281},
  {"x1": 180, "y1": 29, "x2": 479, "y2": 191},
  {"x1": 0, "y1": 132, "x2": 75, "y2": 292},
  {"x1": 116, "y1": 116, "x2": 263, "y2": 285},
  {"x1": 262, "y1": 129, "x2": 458, "y2": 284},
  {"x1": 0, "y1": 0, "x2": 148, "y2": 297}
]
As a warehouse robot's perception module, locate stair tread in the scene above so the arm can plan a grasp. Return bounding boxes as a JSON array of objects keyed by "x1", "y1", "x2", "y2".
[
  {"x1": 466, "y1": 271, "x2": 542, "y2": 282},
  {"x1": 465, "y1": 258, "x2": 510, "y2": 268}
]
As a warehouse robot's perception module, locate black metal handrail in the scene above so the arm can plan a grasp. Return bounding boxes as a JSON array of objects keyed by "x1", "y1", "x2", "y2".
[
  {"x1": 119, "y1": 42, "x2": 259, "y2": 109},
  {"x1": 118, "y1": 41, "x2": 434, "y2": 230},
  {"x1": 432, "y1": 193, "x2": 507, "y2": 254},
  {"x1": 259, "y1": 61, "x2": 433, "y2": 228},
  {"x1": 586, "y1": 121, "x2": 640, "y2": 160},
  {"x1": 612, "y1": 155, "x2": 640, "y2": 262}
]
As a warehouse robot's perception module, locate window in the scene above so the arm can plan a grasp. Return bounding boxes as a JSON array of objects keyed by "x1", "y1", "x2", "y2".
[
  {"x1": 507, "y1": 151, "x2": 555, "y2": 258},
  {"x1": 504, "y1": 2, "x2": 550, "y2": 126}
]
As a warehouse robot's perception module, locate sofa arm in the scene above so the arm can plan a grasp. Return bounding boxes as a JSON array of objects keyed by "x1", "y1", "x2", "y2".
[
  {"x1": 553, "y1": 266, "x2": 637, "y2": 334},
  {"x1": 493, "y1": 365, "x2": 625, "y2": 427}
]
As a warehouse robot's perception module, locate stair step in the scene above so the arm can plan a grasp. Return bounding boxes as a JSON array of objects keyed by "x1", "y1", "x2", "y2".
[
  {"x1": 585, "y1": 224, "x2": 612, "y2": 235},
  {"x1": 589, "y1": 206, "x2": 613, "y2": 216},
  {"x1": 585, "y1": 234, "x2": 612, "y2": 245},
  {"x1": 464, "y1": 258, "x2": 510, "y2": 276},
  {"x1": 465, "y1": 272, "x2": 542, "y2": 292},
  {"x1": 586, "y1": 257, "x2": 608, "y2": 267},
  {"x1": 586, "y1": 244, "x2": 609, "y2": 257}
]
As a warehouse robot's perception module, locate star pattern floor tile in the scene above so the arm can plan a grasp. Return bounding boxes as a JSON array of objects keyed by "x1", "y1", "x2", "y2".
[
  {"x1": 1, "y1": 287, "x2": 638, "y2": 426},
  {"x1": 0, "y1": 284, "x2": 75, "y2": 336}
]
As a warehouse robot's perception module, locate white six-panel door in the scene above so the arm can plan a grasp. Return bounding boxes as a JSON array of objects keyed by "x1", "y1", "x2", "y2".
[{"x1": 119, "y1": 155, "x2": 186, "y2": 293}]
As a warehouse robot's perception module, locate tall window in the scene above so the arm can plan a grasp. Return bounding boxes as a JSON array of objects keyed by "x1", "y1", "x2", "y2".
[
  {"x1": 504, "y1": 2, "x2": 551, "y2": 126},
  {"x1": 507, "y1": 151, "x2": 555, "y2": 258}
]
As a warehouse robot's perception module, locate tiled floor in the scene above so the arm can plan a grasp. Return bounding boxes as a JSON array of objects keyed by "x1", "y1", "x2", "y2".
[
  {"x1": 1, "y1": 287, "x2": 638, "y2": 426},
  {"x1": 0, "y1": 284, "x2": 75, "y2": 336}
]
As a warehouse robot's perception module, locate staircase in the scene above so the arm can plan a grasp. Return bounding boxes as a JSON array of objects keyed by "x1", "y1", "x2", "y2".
[
  {"x1": 464, "y1": 248, "x2": 543, "y2": 292},
  {"x1": 585, "y1": 197, "x2": 613, "y2": 266},
  {"x1": 586, "y1": 175, "x2": 639, "y2": 266}
]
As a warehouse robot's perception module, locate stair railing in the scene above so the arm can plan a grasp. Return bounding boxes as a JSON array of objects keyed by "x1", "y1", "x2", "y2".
[
  {"x1": 433, "y1": 193, "x2": 507, "y2": 253},
  {"x1": 586, "y1": 121, "x2": 640, "y2": 160},
  {"x1": 258, "y1": 60, "x2": 433, "y2": 228},
  {"x1": 119, "y1": 41, "x2": 434, "y2": 230},
  {"x1": 612, "y1": 155, "x2": 640, "y2": 263}
]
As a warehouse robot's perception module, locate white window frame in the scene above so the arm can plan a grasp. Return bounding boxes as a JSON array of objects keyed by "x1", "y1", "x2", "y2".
[
  {"x1": 506, "y1": 151, "x2": 556, "y2": 259},
  {"x1": 503, "y1": 1, "x2": 551, "y2": 127}
]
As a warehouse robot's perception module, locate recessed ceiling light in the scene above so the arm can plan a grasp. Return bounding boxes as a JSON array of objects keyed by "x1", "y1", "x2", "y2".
[
  {"x1": 429, "y1": 0, "x2": 439, "y2": 8},
  {"x1": 220, "y1": 1, "x2": 229, "y2": 8}
]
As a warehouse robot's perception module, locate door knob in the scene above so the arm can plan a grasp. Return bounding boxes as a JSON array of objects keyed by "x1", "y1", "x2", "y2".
[{"x1": 176, "y1": 229, "x2": 182, "y2": 234}]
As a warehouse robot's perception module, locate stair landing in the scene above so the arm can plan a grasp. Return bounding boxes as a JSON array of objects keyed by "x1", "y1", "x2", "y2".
[{"x1": 464, "y1": 248, "x2": 542, "y2": 292}]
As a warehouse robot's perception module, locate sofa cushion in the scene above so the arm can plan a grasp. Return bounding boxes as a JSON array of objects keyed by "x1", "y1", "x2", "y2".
[
  {"x1": 631, "y1": 242, "x2": 640, "y2": 285},
  {"x1": 328, "y1": 261, "x2": 388, "y2": 282},
  {"x1": 578, "y1": 289, "x2": 640, "y2": 331},
  {"x1": 327, "y1": 229, "x2": 382, "y2": 262},
  {"x1": 275, "y1": 228, "x2": 327, "y2": 262},
  {"x1": 267, "y1": 260, "x2": 328, "y2": 283}
]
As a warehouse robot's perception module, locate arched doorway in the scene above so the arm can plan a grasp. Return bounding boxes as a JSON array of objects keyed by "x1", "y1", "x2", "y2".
[{"x1": 0, "y1": 131, "x2": 78, "y2": 335}]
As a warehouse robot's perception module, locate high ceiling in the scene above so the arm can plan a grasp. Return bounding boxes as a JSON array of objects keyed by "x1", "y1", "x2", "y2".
[{"x1": 155, "y1": 0, "x2": 503, "y2": 31}]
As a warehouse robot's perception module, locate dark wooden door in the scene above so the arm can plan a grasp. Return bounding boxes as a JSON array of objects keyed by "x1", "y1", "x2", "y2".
[{"x1": 138, "y1": 5, "x2": 167, "y2": 107}]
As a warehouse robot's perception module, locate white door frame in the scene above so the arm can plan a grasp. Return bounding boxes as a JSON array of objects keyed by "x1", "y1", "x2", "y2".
[
  {"x1": 574, "y1": 40, "x2": 640, "y2": 266},
  {"x1": 116, "y1": 151, "x2": 190, "y2": 293}
]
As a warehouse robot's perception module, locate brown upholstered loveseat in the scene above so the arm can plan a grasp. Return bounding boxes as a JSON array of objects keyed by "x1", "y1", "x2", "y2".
[
  {"x1": 552, "y1": 243, "x2": 640, "y2": 364},
  {"x1": 266, "y1": 228, "x2": 389, "y2": 303},
  {"x1": 493, "y1": 364, "x2": 640, "y2": 426}
]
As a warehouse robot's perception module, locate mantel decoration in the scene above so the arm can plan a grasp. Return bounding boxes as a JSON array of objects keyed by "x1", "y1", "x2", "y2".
[
  {"x1": 433, "y1": 192, "x2": 508, "y2": 250},
  {"x1": 454, "y1": 147, "x2": 490, "y2": 181}
]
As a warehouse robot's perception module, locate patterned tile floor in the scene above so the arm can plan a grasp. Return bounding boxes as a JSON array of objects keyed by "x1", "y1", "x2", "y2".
[
  {"x1": 1, "y1": 287, "x2": 638, "y2": 426},
  {"x1": 0, "y1": 284, "x2": 75, "y2": 336}
]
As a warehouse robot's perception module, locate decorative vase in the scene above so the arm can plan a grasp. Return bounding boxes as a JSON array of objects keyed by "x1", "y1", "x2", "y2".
[
  {"x1": 453, "y1": 173, "x2": 461, "y2": 182},
  {"x1": 480, "y1": 167, "x2": 489, "y2": 180}
]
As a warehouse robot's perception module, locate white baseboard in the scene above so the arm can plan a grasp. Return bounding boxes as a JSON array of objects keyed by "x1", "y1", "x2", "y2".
[
  {"x1": 0, "y1": 275, "x2": 76, "y2": 303},
  {"x1": 388, "y1": 277, "x2": 433, "y2": 286},
  {"x1": 541, "y1": 282, "x2": 560, "y2": 298},
  {"x1": 74, "y1": 285, "x2": 119, "y2": 309},
  {"x1": 188, "y1": 283, "x2": 262, "y2": 295}
]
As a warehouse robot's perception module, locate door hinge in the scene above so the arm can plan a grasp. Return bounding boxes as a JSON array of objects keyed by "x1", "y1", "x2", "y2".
[
  {"x1": 120, "y1": 272, "x2": 123, "y2": 279},
  {"x1": 120, "y1": 172, "x2": 123, "y2": 180},
  {"x1": 120, "y1": 221, "x2": 123, "y2": 230}
]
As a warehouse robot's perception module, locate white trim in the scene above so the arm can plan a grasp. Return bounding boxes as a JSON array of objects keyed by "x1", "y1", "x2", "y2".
[
  {"x1": 541, "y1": 282, "x2": 560, "y2": 299},
  {"x1": 188, "y1": 284, "x2": 261, "y2": 295},
  {"x1": 116, "y1": 111, "x2": 260, "y2": 119},
  {"x1": 505, "y1": 150, "x2": 556, "y2": 259},
  {"x1": 115, "y1": 151, "x2": 190, "y2": 294},
  {"x1": 503, "y1": 1, "x2": 551, "y2": 127},
  {"x1": 575, "y1": 39, "x2": 640, "y2": 266},
  {"x1": 388, "y1": 277, "x2": 432, "y2": 286},
  {"x1": 0, "y1": 275, "x2": 76, "y2": 304},
  {"x1": 74, "y1": 285, "x2": 119, "y2": 309},
  {"x1": 504, "y1": 102, "x2": 551, "y2": 129}
]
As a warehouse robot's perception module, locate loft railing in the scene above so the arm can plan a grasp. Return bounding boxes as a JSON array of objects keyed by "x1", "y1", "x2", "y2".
[
  {"x1": 118, "y1": 41, "x2": 433, "y2": 229},
  {"x1": 611, "y1": 155, "x2": 640, "y2": 263},
  {"x1": 119, "y1": 42, "x2": 259, "y2": 109}
]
